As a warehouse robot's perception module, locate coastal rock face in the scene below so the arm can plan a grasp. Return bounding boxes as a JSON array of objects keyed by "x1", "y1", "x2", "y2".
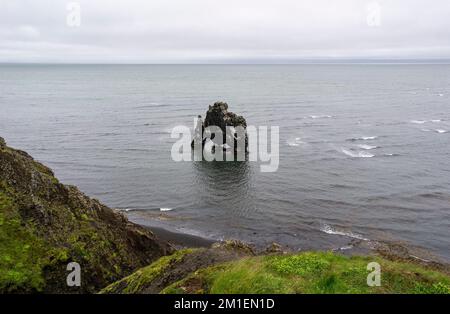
[
  {"x1": 192, "y1": 102, "x2": 248, "y2": 153},
  {"x1": 0, "y1": 137, "x2": 173, "y2": 293}
]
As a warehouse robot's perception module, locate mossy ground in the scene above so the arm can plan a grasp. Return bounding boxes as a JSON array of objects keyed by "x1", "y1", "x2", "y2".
[
  {"x1": 0, "y1": 184, "x2": 71, "y2": 292},
  {"x1": 161, "y1": 252, "x2": 450, "y2": 294},
  {"x1": 0, "y1": 190, "x2": 46, "y2": 292},
  {"x1": 100, "y1": 249, "x2": 195, "y2": 294}
]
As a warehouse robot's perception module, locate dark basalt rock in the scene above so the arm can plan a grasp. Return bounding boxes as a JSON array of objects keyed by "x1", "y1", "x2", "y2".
[
  {"x1": 204, "y1": 102, "x2": 247, "y2": 130},
  {"x1": 192, "y1": 102, "x2": 248, "y2": 154},
  {"x1": 0, "y1": 137, "x2": 6, "y2": 150}
]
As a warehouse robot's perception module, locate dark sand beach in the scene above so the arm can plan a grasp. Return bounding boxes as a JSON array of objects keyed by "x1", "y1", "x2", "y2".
[{"x1": 148, "y1": 226, "x2": 214, "y2": 248}]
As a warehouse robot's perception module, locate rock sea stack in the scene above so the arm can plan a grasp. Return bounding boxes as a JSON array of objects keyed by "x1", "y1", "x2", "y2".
[{"x1": 191, "y1": 102, "x2": 248, "y2": 154}]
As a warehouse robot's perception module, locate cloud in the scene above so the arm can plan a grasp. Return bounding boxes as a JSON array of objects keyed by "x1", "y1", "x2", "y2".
[{"x1": 0, "y1": 0, "x2": 449, "y2": 63}]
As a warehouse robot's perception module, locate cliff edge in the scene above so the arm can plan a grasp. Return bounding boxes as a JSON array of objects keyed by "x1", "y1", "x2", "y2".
[{"x1": 0, "y1": 136, "x2": 173, "y2": 293}]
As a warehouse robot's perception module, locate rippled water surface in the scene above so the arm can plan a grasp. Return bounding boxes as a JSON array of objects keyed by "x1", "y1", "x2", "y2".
[{"x1": 1, "y1": 64, "x2": 449, "y2": 260}]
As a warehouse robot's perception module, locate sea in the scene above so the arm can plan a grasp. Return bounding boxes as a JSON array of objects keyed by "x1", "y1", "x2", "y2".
[{"x1": 1, "y1": 64, "x2": 449, "y2": 260}]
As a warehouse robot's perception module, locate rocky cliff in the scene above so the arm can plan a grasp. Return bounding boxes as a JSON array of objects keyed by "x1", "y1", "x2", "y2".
[{"x1": 0, "y1": 136, "x2": 173, "y2": 293}]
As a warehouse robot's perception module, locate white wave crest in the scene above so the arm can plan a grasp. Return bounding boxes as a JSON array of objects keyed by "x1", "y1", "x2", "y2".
[
  {"x1": 310, "y1": 115, "x2": 332, "y2": 119},
  {"x1": 349, "y1": 136, "x2": 378, "y2": 141},
  {"x1": 357, "y1": 144, "x2": 378, "y2": 150},
  {"x1": 320, "y1": 224, "x2": 368, "y2": 241},
  {"x1": 341, "y1": 148, "x2": 374, "y2": 158},
  {"x1": 336, "y1": 245, "x2": 353, "y2": 251},
  {"x1": 116, "y1": 208, "x2": 134, "y2": 212},
  {"x1": 412, "y1": 119, "x2": 443, "y2": 124},
  {"x1": 435, "y1": 129, "x2": 448, "y2": 134},
  {"x1": 286, "y1": 137, "x2": 304, "y2": 146},
  {"x1": 160, "y1": 207, "x2": 173, "y2": 212}
]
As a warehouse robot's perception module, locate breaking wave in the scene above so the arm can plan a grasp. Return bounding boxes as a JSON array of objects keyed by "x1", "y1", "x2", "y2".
[
  {"x1": 320, "y1": 224, "x2": 369, "y2": 241},
  {"x1": 117, "y1": 208, "x2": 134, "y2": 212},
  {"x1": 286, "y1": 137, "x2": 304, "y2": 146},
  {"x1": 348, "y1": 136, "x2": 378, "y2": 141},
  {"x1": 310, "y1": 115, "x2": 333, "y2": 119},
  {"x1": 357, "y1": 144, "x2": 378, "y2": 150},
  {"x1": 341, "y1": 148, "x2": 374, "y2": 158},
  {"x1": 411, "y1": 119, "x2": 443, "y2": 124}
]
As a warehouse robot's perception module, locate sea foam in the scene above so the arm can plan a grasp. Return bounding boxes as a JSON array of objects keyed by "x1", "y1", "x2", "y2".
[
  {"x1": 348, "y1": 136, "x2": 378, "y2": 141},
  {"x1": 341, "y1": 148, "x2": 374, "y2": 158},
  {"x1": 320, "y1": 224, "x2": 368, "y2": 241},
  {"x1": 357, "y1": 144, "x2": 378, "y2": 150}
]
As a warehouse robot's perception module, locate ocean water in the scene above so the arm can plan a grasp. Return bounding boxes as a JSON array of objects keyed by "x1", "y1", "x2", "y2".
[{"x1": 1, "y1": 64, "x2": 449, "y2": 260}]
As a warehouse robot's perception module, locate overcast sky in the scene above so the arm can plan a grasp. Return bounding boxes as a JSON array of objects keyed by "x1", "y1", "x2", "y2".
[{"x1": 1, "y1": 0, "x2": 449, "y2": 63}]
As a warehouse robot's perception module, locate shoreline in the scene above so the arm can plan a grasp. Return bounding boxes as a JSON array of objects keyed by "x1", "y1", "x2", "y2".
[
  {"x1": 141, "y1": 221, "x2": 450, "y2": 271},
  {"x1": 147, "y1": 225, "x2": 215, "y2": 248},
  {"x1": 118, "y1": 208, "x2": 450, "y2": 265}
]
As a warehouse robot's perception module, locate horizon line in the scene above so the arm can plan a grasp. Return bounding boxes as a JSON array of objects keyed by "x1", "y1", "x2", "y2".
[{"x1": 2, "y1": 60, "x2": 450, "y2": 66}]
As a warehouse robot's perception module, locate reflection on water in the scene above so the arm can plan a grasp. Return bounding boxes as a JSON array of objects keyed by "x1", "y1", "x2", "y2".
[{"x1": 192, "y1": 160, "x2": 256, "y2": 218}]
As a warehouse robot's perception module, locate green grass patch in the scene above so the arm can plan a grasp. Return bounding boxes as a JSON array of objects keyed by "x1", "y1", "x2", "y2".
[
  {"x1": 0, "y1": 191, "x2": 47, "y2": 292},
  {"x1": 162, "y1": 252, "x2": 450, "y2": 294}
]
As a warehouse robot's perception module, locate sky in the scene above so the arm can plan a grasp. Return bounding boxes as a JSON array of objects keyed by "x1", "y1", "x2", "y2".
[{"x1": 1, "y1": 0, "x2": 449, "y2": 63}]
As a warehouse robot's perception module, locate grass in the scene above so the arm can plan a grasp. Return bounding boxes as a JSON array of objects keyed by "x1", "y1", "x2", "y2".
[
  {"x1": 161, "y1": 252, "x2": 450, "y2": 294},
  {"x1": 0, "y1": 190, "x2": 47, "y2": 292}
]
